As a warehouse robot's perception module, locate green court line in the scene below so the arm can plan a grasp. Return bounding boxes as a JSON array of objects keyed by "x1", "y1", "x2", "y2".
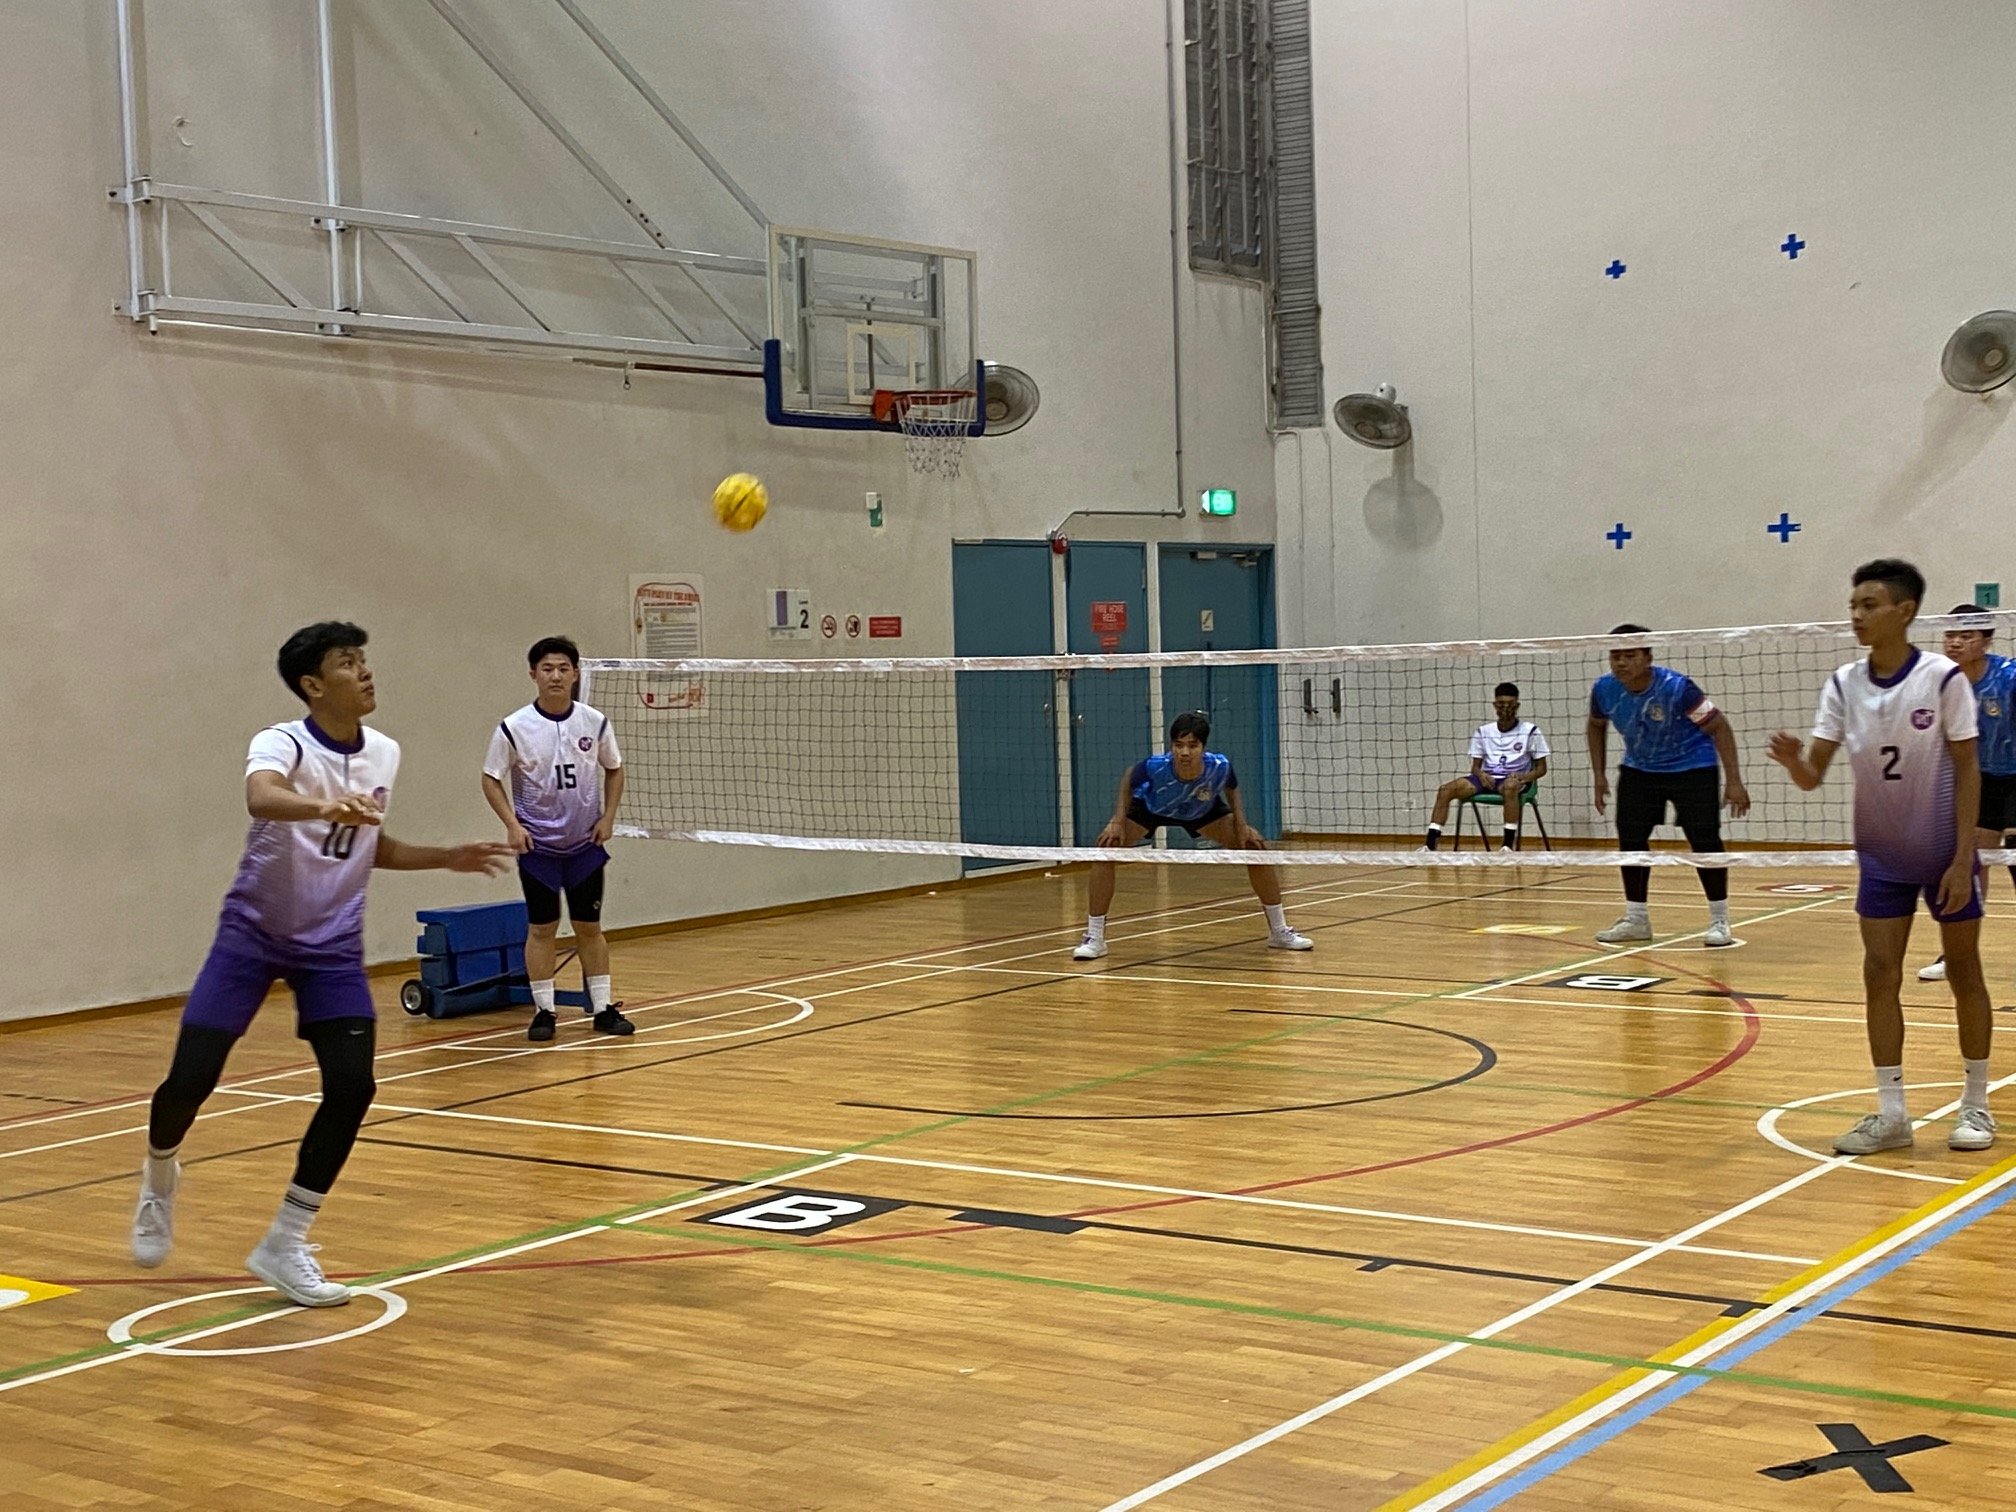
[
  {"x1": 1, "y1": 898, "x2": 1836, "y2": 1387},
  {"x1": 1201, "y1": 1059, "x2": 1804, "y2": 1118},
  {"x1": 622, "y1": 1222, "x2": 2016, "y2": 1425}
]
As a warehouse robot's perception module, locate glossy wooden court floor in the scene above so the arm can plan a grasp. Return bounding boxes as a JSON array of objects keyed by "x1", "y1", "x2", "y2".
[{"x1": 6, "y1": 861, "x2": 2016, "y2": 1510}]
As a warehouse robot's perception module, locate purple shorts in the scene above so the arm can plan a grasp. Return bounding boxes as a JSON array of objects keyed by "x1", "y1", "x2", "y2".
[
  {"x1": 1458, "y1": 773, "x2": 1506, "y2": 794},
  {"x1": 1856, "y1": 868, "x2": 1985, "y2": 924},
  {"x1": 518, "y1": 843, "x2": 610, "y2": 894},
  {"x1": 182, "y1": 927, "x2": 374, "y2": 1038}
]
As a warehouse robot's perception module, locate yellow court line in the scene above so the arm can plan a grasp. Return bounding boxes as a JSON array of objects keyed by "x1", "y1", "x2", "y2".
[{"x1": 1375, "y1": 1148, "x2": 2016, "y2": 1511}]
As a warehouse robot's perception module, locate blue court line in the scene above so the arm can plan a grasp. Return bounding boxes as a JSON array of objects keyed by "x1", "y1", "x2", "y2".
[{"x1": 1459, "y1": 1168, "x2": 2016, "y2": 1508}]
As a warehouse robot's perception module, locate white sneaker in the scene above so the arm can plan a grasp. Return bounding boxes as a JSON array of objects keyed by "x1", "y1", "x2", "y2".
[
  {"x1": 1951, "y1": 1106, "x2": 1997, "y2": 1151},
  {"x1": 132, "y1": 1166, "x2": 177, "y2": 1269},
  {"x1": 1268, "y1": 928, "x2": 1314, "y2": 951},
  {"x1": 1596, "y1": 916, "x2": 1653, "y2": 944},
  {"x1": 1918, "y1": 957, "x2": 1947, "y2": 982},
  {"x1": 246, "y1": 1237, "x2": 352, "y2": 1308},
  {"x1": 1072, "y1": 935, "x2": 1108, "y2": 962},
  {"x1": 1833, "y1": 1112, "x2": 1915, "y2": 1156},
  {"x1": 1703, "y1": 920, "x2": 1735, "y2": 947}
]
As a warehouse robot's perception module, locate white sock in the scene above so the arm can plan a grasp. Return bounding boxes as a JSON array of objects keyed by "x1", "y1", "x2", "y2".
[
  {"x1": 1964, "y1": 1057, "x2": 1991, "y2": 1111},
  {"x1": 531, "y1": 978, "x2": 556, "y2": 1015},
  {"x1": 1709, "y1": 899, "x2": 1730, "y2": 926},
  {"x1": 588, "y1": 974, "x2": 612, "y2": 1013},
  {"x1": 1085, "y1": 915, "x2": 1106, "y2": 941},
  {"x1": 268, "y1": 1182, "x2": 323, "y2": 1245},
  {"x1": 144, "y1": 1146, "x2": 180, "y2": 1194},
  {"x1": 1876, "y1": 1065, "x2": 1907, "y2": 1121},
  {"x1": 1624, "y1": 901, "x2": 1650, "y2": 925},
  {"x1": 1262, "y1": 903, "x2": 1287, "y2": 932},
  {"x1": 1425, "y1": 822, "x2": 1443, "y2": 836},
  {"x1": 1501, "y1": 825, "x2": 1519, "y2": 848}
]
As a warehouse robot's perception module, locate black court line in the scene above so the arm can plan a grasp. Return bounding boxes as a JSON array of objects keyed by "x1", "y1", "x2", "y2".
[{"x1": 329, "y1": 1135, "x2": 2016, "y2": 1346}]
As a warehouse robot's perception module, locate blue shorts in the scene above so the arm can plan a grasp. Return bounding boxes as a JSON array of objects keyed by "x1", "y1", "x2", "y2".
[
  {"x1": 182, "y1": 929, "x2": 374, "y2": 1038},
  {"x1": 1855, "y1": 869, "x2": 1985, "y2": 924}
]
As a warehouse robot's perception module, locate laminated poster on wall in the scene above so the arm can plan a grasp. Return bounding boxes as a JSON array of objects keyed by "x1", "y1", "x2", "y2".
[{"x1": 629, "y1": 575, "x2": 705, "y2": 715}]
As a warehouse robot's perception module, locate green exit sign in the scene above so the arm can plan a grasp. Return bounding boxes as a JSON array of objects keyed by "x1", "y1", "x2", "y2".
[{"x1": 1200, "y1": 487, "x2": 1237, "y2": 517}]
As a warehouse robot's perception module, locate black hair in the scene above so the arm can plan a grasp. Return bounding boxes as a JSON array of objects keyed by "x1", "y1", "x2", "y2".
[
  {"x1": 1609, "y1": 622, "x2": 1650, "y2": 637},
  {"x1": 528, "y1": 635, "x2": 581, "y2": 669},
  {"x1": 1493, "y1": 682, "x2": 1520, "y2": 699},
  {"x1": 1851, "y1": 558, "x2": 1925, "y2": 610},
  {"x1": 277, "y1": 621, "x2": 367, "y2": 703},
  {"x1": 1169, "y1": 710, "x2": 1212, "y2": 744},
  {"x1": 1949, "y1": 603, "x2": 1993, "y2": 639}
]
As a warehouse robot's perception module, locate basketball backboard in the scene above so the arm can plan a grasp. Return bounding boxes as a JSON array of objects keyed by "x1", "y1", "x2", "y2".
[{"x1": 765, "y1": 226, "x2": 978, "y2": 430}]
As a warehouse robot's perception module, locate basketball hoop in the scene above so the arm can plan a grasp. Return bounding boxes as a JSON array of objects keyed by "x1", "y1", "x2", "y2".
[{"x1": 873, "y1": 389, "x2": 977, "y2": 478}]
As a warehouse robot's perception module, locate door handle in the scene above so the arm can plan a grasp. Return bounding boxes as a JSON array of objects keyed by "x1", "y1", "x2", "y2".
[
  {"x1": 1330, "y1": 678, "x2": 1342, "y2": 717},
  {"x1": 1073, "y1": 714, "x2": 1085, "y2": 728},
  {"x1": 1302, "y1": 678, "x2": 1315, "y2": 717}
]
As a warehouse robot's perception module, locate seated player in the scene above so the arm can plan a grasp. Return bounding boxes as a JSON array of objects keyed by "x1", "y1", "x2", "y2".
[
  {"x1": 1768, "y1": 559, "x2": 1994, "y2": 1155},
  {"x1": 1423, "y1": 682, "x2": 1550, "y2": 851},
  {"x1": 1917, "y1": 603, "x2": 2016, "y2": 982},
  {"x1": 1073, "y1": 711, "x2": 1313, "y2": 961}
]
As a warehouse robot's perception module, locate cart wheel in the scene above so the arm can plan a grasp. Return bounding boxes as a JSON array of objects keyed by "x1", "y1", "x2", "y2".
[{"x1": 400, "y1": 980, "x2": 427, "y2": 1016}]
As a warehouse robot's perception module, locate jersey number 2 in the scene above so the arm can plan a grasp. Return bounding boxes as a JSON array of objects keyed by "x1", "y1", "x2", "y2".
[{"x1": 1880, "y1": 745, "x2": 1902, "y2": 781}]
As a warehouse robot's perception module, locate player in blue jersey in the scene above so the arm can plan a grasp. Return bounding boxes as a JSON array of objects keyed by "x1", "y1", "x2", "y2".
[
  {"x1": 133, "y1": 623, "x2": 512, "y2": 1307},
  {"x1": 1587, "y1": 624, "x2": 1751, "y2": 947},
  {"x1": 1917, "y1": 604, "x2": 2016, "y2": 982},
  {"x1": 1073, "y1": 711, "x2": 1312, "y2": 960},
  {"x1": 1770, "y1": 562, "x2": 1993, "y2": 1155}
]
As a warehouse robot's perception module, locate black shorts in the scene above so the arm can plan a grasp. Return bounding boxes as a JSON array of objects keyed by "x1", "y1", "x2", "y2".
[
  {"x1": 1127, "y1": 798, "x2": 1232, "y2": 838},
  {"x1": 1981, "y1": 773, "x2": 2016, "y2": 834},
  {"x1": 1614, "y1": 765, "x2": 1723, "y2": 848},
  {"x1": 520, "y1": 864, "x2": 606, "y2": 927}
]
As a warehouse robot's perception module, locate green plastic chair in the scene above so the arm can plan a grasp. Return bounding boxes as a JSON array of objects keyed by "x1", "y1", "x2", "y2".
[{"x1": 1452, "y1": 779, "x2": 1551, "y2": 852}]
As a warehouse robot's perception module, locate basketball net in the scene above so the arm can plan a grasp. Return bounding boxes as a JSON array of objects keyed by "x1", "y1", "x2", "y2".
[{"x1": 891, "y1": 391, "x2": 976, "y2": 478}]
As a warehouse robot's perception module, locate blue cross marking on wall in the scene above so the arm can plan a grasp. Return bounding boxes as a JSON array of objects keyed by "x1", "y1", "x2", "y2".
[
  {"x1": 1605, "y1": 260, "x2": 1627, "y2": 279},
  {"x1": 1781, "y1": 233, "x2": 1806, "y2": 259},
  {"x1": 1606, "y1": 523, "x2": 1632, "y2": 550},
  {"x1": 1768, "y1": 511, "x2": 1801, "y2": 543}
]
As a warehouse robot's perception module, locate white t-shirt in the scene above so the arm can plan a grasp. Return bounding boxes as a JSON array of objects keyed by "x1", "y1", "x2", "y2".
[
  {"x1": 1469, "y1": 720, "x2": 1550, "y2": 779},
  {"x1": 484, "y1": 701, "x2": 622, "y2": 854},
  {"x1": 1813, "y1": 648, "x2": 1977, "y2": 881},
  {"x1": 218, "y1": 718, "x2": 400, "y2": 960}
]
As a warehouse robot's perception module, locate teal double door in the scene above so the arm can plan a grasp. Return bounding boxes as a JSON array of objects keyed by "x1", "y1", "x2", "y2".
[{"x1": 951, "y1": 542, "x2": 1276, "y2": 861}]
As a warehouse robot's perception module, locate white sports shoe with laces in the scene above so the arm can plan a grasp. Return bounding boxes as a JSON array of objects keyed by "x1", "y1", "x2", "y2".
[
  {"x1": 1703, "y1": 920, "x2": 1735, "y2": 947},
  {"x1": 131, "y1": 1165, "x2": 178, "y2": 1269},
  {"x1": 246, "y1": 1237, "x2": 352, "y2": 1308},
  {"x1": 1596, "y1": 916, "x2": 1653, "y2": 944},
  {"x1": 1950, "y1": 1106, "x2": 1997, "y2": 1152},
  {"x1": 1833, "y1": 1112, "x2": 1914, "y2": 1156},
  {"x1": 1268, "y1": 928, "x2": 1314, "y2": 951},
  {"x1": 1072, "y1": 935, "x2": 1108, "y2": 961}
]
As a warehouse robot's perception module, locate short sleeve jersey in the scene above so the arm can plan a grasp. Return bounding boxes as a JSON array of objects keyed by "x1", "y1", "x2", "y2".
[
  {"x1": 484, "y1": 701, "x2": 623, "y2": 854},
  {"x1": 1469, "y1": 720, "x2": 1550, "y2": 779},
  {"x1": 1813, "y1": 648, "x2": 1978, "y2": 882},
  {"x1": 1589, "y1": 666, "x2": 1720, "y2": 773},
  {"x1": 1129, "y1": 752, "x2": 1237, "y2": 822},
  {"x1": 1970, "y1": 654, "x2": 2016, "y2": 778},
  {"x1": 218, "y1": 719, "x2": 400, "y2": 964}
]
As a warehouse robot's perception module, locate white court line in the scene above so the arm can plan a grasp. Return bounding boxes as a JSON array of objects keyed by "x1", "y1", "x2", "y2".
[
  {"x1": 1100, "y1": 1067, "x2": 2001, "y2": 1511},
  {"x1": 0, "y1": 1095, "x2": 292, "y2": 1163},
  {"x1": 331, "y1": 1099, "x2": 1813, "y2": 1266},
  {"x1": 1752, "y1": 1078, "x2": 2016, "y2": 1186}
]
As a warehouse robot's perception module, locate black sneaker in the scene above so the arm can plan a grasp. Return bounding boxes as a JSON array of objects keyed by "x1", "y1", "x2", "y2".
[
  {"x1": 527, "y1": 1009, "x2": 557, "y2": 1042},
  {"x1": 592, "y1": 1007, "x2": 635, "y2": 1036}
]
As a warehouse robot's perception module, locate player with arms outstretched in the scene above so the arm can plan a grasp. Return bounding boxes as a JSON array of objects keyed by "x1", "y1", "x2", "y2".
[
  {"x1": 1768, "y1": 560, "x2": 1995, "y2": 1155},
  {"x1": 133, "y1": 623, "x2": 510, "y2": 1306}
]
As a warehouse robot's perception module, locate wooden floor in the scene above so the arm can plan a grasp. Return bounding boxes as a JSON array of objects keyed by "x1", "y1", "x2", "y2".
[{"x1": 6, "y1": 861, "x2": 2016, "y2": 1510}]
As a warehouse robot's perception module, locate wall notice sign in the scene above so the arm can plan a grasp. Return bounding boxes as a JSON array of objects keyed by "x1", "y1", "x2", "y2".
[
  {"x1": 820, "y1": 614, "x2": 837, "y2": 640},
  {"x1": 629, "y1": 576, "x2": 704, "y2": 713},
  {"x1": 768, "y1": 587, "x2": 812, "y2": 640},
  {"x1": 869, "y1": 615, "x2": 903, "y2": 639},
  {"x1": 1090, "y1": 601, "x2": 1128, "y2": 635},
  {"x1": 844, "y1": 614, "x2": 863, "y2": 639}
]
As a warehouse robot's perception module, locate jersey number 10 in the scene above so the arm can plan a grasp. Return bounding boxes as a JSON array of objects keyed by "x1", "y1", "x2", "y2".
[{"x1": 320, "y1": 823, "x2": 359, "y2": 859}]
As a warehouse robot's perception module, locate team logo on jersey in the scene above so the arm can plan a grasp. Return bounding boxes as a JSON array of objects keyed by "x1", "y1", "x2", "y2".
[
  {"x1": 1192, "y1": 784, "x2": 1214, "y2": 801},
  {"x1": 371, "y1": 787, "x2": 388, "y2": 803},
  {"x1": 1911, "y1": 708, "x2": 1936, "y2": 730},
  {"x1": 577, "y1": 736, "x2": 594, "y2": 751},
  {"x1": 1647, "y1": 705, "x2": 1666, "y2": 722},
  {"x1": 1987, "y1": 699, "x2": 2003, "y2": 719}
]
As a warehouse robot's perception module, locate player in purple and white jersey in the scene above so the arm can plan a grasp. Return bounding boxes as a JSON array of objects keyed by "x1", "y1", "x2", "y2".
[
  {"x1": 133, "y1": 623, "x2": 511, "y2": 1306},
  {"x1": 1422, "y1": 682, "x2": 1551, "y2": 851},
  {"x1": 482, "y1": 636, "x2": 631, "y2": 1042},
  {"x1": 1769, "y1": 560, "x2": 1995, "y2": 1157}
]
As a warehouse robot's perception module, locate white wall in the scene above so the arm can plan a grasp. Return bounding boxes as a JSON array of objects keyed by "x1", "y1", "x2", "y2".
[
  {"x1": 0, "y1": 0, "x2": 1273, "y2": 1019},
  {"x1": 1278, "y1": 0, "x2": 2016, "y2": 836}
]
